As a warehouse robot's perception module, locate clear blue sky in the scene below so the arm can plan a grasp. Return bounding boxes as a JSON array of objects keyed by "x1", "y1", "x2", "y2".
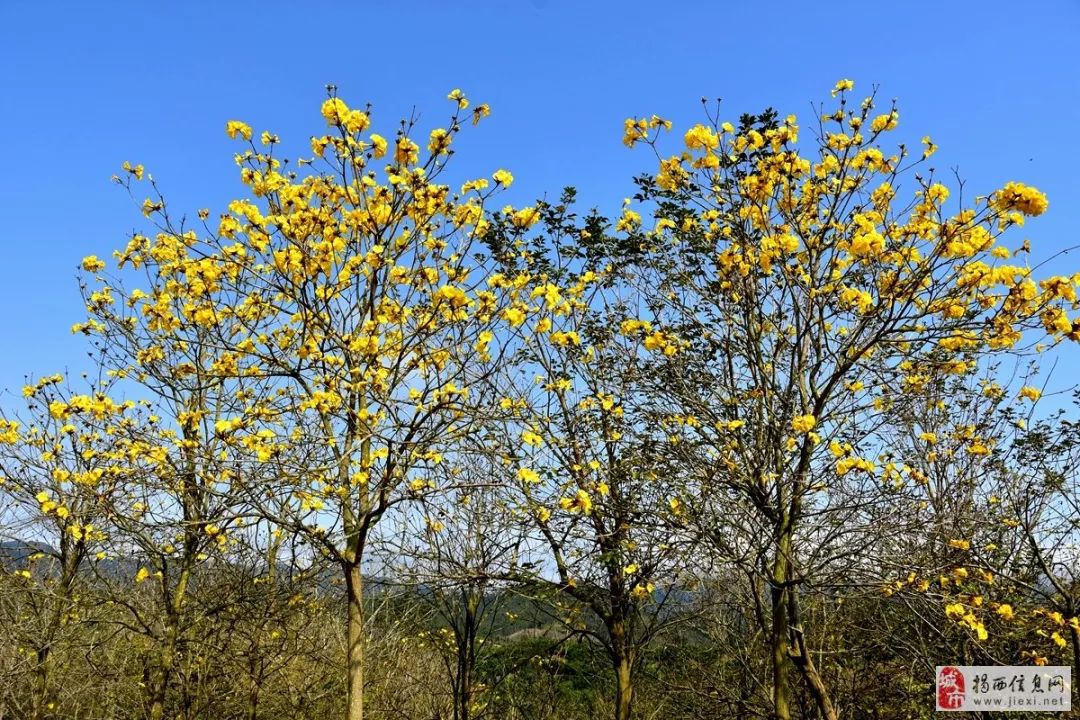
[{"x1": 1, "y1": 1, "x2": 1078, "y2": 397}]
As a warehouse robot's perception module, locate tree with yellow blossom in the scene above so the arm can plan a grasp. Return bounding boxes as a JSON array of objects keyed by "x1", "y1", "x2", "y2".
[
  {"x1": 8, "y1": 78, "x2": 1077, "y2": 720},
  {"x1": 0, "y1": 373, "x2": 134, "y2": 720},
  {"x1": 853, "y1": 365, "x2": 1080, "y2": 708},
  {"x1": 392, "y1": 463, "x2": 527, "y2": 720},
  {"x1": 616, "y1": 80, "x2": 1078, "y2": 720},
  {"x1": 76, "y1": 208, "x2": 285, "y2": 718},
  {"x1": 91, "y1": 86, "x2": 524, "y2": 720},
  {"x1": 1002, "y1": 405, "x2": 1080, "y2": 674},
  {"x1": 481, "y1": 196, "x2": 696, "y2": 720}
]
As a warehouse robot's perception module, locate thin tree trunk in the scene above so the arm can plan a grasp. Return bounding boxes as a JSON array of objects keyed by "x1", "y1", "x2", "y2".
[
  {"x1": 148, "y1": 624, "x2": 177, "y2": 720},
  {"x1": 247, "y1": 662, "x2": 260, "y2": 720},
  {"x1": 783, "y1": 537, "x2": 838, "y2": 720},
  {"x1": 32, "y1": 646, "x2": 50, "y2": 720},
  {"x1": 792, "y1": 645, "x2": 838, "y2": 720},
  {"x1": 615, "y1": 653, "x2": 634, "y2": 720},
  {"x1": 346, "y1": 562, "x2": 365, "y2": 720},
  {"x1": 149, "y1": 558, "x2": 192, "y2": 720},
  {"x1": 610, "y1": 620, "x2": 635, "y2": 720},
  {"x1": 788, "y1": 589, "x2": 838, "y2": 720},
  {"x1": 457, "y1": 639, "x2": 474, "y2": 720},
  {"x1": 771, "y1": 528, "x2": 793, "y2": 720},
  {"x1": 458, "y1": 675, "x2": 473, "y2": 720},
  {"x1": 32, "y1": 548, "x2": 80, "y2": 720},
  {"x1": 453, "y1": 587, "x2": 478, "y2": 720}
]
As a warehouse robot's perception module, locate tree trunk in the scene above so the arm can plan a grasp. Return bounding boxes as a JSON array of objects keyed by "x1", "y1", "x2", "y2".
[
  {"x1": 456, "y1": 642, "x2": 474, "y2": 720},
  {"x1": 771, "y1": 527, "x2": 793, "y2": 720},
  {"x1": 247, "y1": 665, "x2": 260, "y2": 720},
  {"x1": 792, "y1": 647, "x2": 838, "y2": 720},
  {"x1": 458, "y1": 676, "x2": 473, "y2": 720},
  {"x1": 31, "y1": 548, "x2": 80, "y2": 720},
  {"x1": 788, "y1": 589, "x2": 838, "y2": 720},
  {"x1": 451, "y1": 588, "x2": 476, "y2": 720},
  {"x1": 609, "y1": 620, "x2": 635, "y2": 720},
  {"x1": 148, "y1": 622, "x2": 179, "y2": 720},
  {"x1": 346, "y1": 562, "x2": 365, "y2": 720},
  {"x1": 148, "y1": 666, "x2": 168, "y2": 720},
  {"x1": 31, "y1": 646, "x2": 50, "y2": 720},
  {"x1": 615, "y1": 653, "x2": 634, "y2": 720}
]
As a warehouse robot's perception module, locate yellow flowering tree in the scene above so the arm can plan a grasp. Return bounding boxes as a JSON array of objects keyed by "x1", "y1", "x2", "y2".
[
  {"x1": 858, "y1": 367, "x2": 1080, "y2": 702},
  {"x1": 395, "y1": 469, "x2": 524, "y2": 720},
  {"x1": 0, "y1": 374, "x2": 132, "y2": 720},
  {"x1": 618, "y1": 81, "x2": 1079, "y2": 720},
  {"x1": 96, "y1": 87, "x2": 522, "y2": 720},
  {"x1": 76, "y1": 211, "x2": 281, "y2": 718},
  {"x1": 483, "y1": 199, "x2": 693, "y2": 720},
  {"x1": 908, "y1": 385, "x2": 1080, "y2": 671},
  {"x1": 1002, "y1": 409, "x2": 1080, "y2": 671},
  {"x1": 6, "y1": 78, "x2": 1079, "y2": 720},
  {"x1": 862, "y1": 366, "x2": 1033, "y2": 658}
]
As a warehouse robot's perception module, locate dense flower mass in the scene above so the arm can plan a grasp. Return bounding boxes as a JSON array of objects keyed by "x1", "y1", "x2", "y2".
[
  {"x1": 611, "y1": 80, "x2": 1080, "y2": 706},
  {"x1": 1, "y1": 82, "x2": 1077, "y2": 720},
  {"x1": 992, "y1": 181, "x2": 1049, "y2": 216}
]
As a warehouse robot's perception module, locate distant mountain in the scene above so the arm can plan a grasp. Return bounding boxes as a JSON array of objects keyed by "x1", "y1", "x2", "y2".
[{"x1": 0, "y1": 539, "x2": 53, "y2": 568}]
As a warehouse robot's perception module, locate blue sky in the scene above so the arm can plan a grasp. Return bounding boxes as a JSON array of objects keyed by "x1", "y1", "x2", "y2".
[{"x1": 1, "y1": 0, "x2": 1078, "y2": 398}]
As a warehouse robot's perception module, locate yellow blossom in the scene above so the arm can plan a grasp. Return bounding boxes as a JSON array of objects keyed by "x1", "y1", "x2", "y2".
[
  {"x1": 832, "y1": 79, "x2": 854, "y2": 96},
  {"x1": 321, "y1": 98, "x2": 349, "y2": 125},
  {"x1": 559, "y1": 489, "x2": 593, "y2": 514},
  {"x1": 1018, "y1": 386, "x2": 1042, "y2": 402},
  {"x1": 81, "y1": 255, "x2": 106, "y2": 272},
  {"x1": 992, "y1": 182, "x2": 1048, "y2": 217},
  {"x1": 225, "y1": 120, "x2": 252, "y2": 141}
]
